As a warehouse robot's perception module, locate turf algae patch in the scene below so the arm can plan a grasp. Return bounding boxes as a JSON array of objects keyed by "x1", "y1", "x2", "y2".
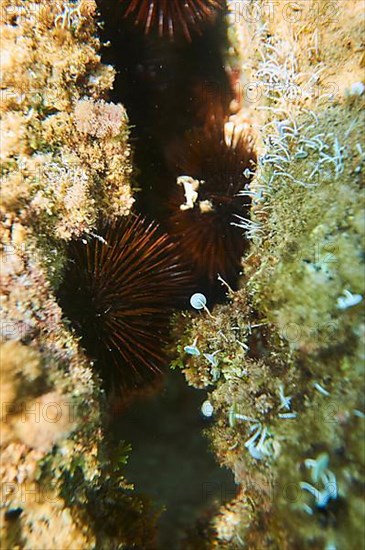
[{"x1": 172, "y1": 1, "x2": 365, "y2": 547}]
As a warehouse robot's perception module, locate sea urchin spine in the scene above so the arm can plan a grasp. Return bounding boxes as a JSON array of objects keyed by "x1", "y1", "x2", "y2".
[
  {"x1": 122, "y1": 0, "x2": 225, "y2": 41},
  {"x1": 58, "y1": 215, "x2": 191, "y2": 389}
]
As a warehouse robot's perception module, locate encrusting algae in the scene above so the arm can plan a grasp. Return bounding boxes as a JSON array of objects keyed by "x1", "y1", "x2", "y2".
[
  {"x1": 0, "y1": 0, "x2": 134, "y2": 244},
  {"x1": 1, "y1": 1, "x2": 157, "y2": 548}
]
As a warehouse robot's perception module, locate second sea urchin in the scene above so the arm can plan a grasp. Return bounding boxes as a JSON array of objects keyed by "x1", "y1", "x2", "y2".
[
  {"x1": 122, "y1": 0, "x2": 225, "y2": 41},
  {"x1": 166, "y1": 116, "x2": 257, "y2": 292},
  {"x1": 58, "y1": 215, "x2": 191, "y2": 389}
]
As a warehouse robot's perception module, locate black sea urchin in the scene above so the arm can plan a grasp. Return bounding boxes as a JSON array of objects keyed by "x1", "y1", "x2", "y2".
[
  {"x1": 58, "y1": 215, "x2": 191, "y2": 389},
  {"x1": 166, "y1": 116, "x2": 257, "y2": 292},
  {"x1": 122, "y1": 0, "x2": 225, "y2": 41}
]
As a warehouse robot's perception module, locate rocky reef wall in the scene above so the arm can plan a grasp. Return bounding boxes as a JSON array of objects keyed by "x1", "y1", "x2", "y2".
[
  {"x1": 176, "y1": 1, "x2": 365, "y2": 547},
  {"x1": 0, "y1": 1, "x2": 156, "y2": 547}
]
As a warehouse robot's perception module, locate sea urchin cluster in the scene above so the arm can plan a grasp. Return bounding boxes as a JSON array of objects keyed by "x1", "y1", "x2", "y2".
[
  {"x1": 166, "y1": 116, "x2": 257, "y2": 291},
  {"x1": 58, "y1": 215, "x2": 191, "y2": 389},
  {"x1": 122, "y1": 0, "x2": 225, "y2": 41}
]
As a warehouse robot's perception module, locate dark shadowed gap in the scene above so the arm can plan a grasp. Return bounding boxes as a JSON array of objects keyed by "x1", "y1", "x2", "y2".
[{"x1": 114, "y1": 370, "x2": 236, "y2": 549}]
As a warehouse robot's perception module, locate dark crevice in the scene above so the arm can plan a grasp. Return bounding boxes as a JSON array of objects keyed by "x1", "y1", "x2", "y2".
[{"x1": 114, "y1": 370, "x2": 236, "y2": 549}]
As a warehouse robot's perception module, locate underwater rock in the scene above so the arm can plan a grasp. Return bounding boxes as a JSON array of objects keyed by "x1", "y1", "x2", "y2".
[
  {"x1": 0, "y1": 1, "x2": 157, "y2": 547},
  {"x1": 174, "y1": 0, "x2": 365, "y2": 547}
]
